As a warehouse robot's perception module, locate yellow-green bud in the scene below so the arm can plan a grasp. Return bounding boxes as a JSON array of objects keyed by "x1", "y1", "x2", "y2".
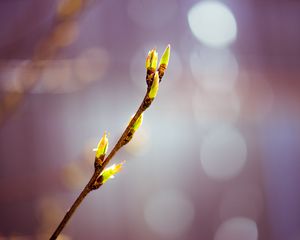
[
  {"x1": 158, "y1": 44, "x2": 170, "y2": 68},
  {"x1": 145, "y1": 50, "x2": 151, "y2": 69},
  {"x1": 132, "y1": 113, "x2": 143, "y2": 131},
  {"x1": 94, "y1": 132, "x2": 108, "y2": 158},
  {"x1": 149, "y1": 71, "x2": 159, "y2": 99},
  {"x1": 151, "y1": 51, "x2": 158, "y2": 69},
  {"x1": 101, "y1": 161, "x2": 124, "y2": 184},
  {"x1": 145, "y1": 48, "x2": 158, "y2": 71}
]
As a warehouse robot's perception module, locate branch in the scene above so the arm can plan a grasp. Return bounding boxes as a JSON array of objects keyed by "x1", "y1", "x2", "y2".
[{"x1": 49, "y1": 45, "x2": 170, "y2": 239}]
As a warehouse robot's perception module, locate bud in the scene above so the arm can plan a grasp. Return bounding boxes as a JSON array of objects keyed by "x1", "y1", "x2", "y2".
[
  {"x1": 145, "y1": 48, "x2": 158, "y2": 71},
  {"x1": 100, "y1": 161, "x2": 124, "y2": 184},
  {"x1": 132, "y1": 113, "x2": 143, "y2": 131},
  {"x1": 94, "y1": 132, "x2": 108, "y2": 158},
  {"x1": 145, "y1": 50, "x2": 151, "y2": 69},
  {"x1": 123, "y1": 114, "x2": 144, "y2": 146},
  {"x1": 149, "y1": 71, "x2": 159, "y2": 99},
  {"x1": 151, "y1": 50, "x2": 158, "y2": 70},
  {"x1": 158, "y1": 44, "x2": 170, "y2": 68}
]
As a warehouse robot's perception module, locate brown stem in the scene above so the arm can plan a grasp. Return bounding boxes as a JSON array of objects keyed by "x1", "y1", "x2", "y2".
[
  {"x1": 100, "y1": 88, "x2": 152, "y2": 169},
  {"x1": 49, "y1": 170, "x2": 99, "y2": 240},
  {"x1": 49, "y1": 88, "x2": 153, "y2": 239}
]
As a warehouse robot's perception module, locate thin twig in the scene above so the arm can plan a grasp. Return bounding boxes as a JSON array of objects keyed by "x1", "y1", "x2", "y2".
[
  {"x1": 50, "y1": 45, "x2": 170, "y2": 239},
  {"x1": 49, "y1": 170, "x2": 99, "y2": 239},
  {"x1": 50, "y1": 88, "x2": 152, "y2": 239}
]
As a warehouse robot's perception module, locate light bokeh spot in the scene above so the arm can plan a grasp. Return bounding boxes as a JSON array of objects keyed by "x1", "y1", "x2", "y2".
[
  {"x1": 193, "y1": 91, "x2": 241, "y2": 130},
  {"x1": 214, "y1": 217, "x2": 258, "y2": 240},
  {"x1": 190, "y1": 47, "x2": 239, "y2": 92},
  {"x1": 36, "y1": 60, "x2": 72, "y2": 93},
  {"x1": 144, "y1": 190, "x2": 195, "y2": 238},
  {"x1": 200, "y1": 125, "x2": 247, "y2": 180},
  {"x1": 188, "y1": 1, "x2": 237, "y2": 47},
  {"x1": 74, "y1": 47, "x2": 110, "y2": 84}
]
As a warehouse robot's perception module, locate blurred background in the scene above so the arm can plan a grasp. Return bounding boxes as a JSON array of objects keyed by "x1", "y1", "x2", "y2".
[{"x1": 0, "y1": 0, "x2": 300, "y2": 239}]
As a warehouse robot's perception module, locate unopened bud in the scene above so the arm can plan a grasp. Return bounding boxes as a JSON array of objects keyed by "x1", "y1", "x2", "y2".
[
  {"x1": 158, "y1": 44, "x2": 170, "y2": 68},
  {"x1": 94, "y1": 132, "x2": 108, "y2": 158},
  {"x1": 145, "y1": 48, "x2": 158, "y2": 71},
  {"x1": 100, "y1": 161, "x2": 124, "y2": 184},
  {"x1": 132, "y1": 113, "x2": 143, "y2": 132},
  {"x1": 149, "y1": 71, "x2": 159, "y2": 99}
]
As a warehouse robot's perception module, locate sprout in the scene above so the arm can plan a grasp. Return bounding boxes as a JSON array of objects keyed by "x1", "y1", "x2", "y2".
[
  {"x1": 100, "y1": 161, "x2": 125, "y2": 184},
  {"x1": 145, "y1": 48, "x2": 158, "y2": 71},
  {"x1": 149, "y1": 71, "x2": 159, "y2": 99},
  {"x1": 94, "y1": 132, "x2": 108, "y2": 158},
  {"x1": 159, "y1": 44, "x2": 170, "y2": 68},
  {"x1": 132, "y1": 113, "x2": 143, "y2": 131}
]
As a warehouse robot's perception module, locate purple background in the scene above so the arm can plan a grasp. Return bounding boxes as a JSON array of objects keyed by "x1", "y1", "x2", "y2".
[{"x1": 0, "y1": 0, "x2": 300, "y2": 239}]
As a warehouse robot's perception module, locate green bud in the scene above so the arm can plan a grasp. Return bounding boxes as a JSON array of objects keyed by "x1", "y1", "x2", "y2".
[
  {"x1": 158, "y1": 44, "x2": 170, "y2": 68},
  {"x1": 100, "y1": 161, "x2": 124, "y2": 184},
  {"x1": 132, "y1": 113, "x2": 143, "y2": 131},
  {"x1": 150, "y1": 50, "x2": 158, "y2": 70},
  {"x1": 94, "y1": 132, "x2": 108, "y2": 158},
  {"x1": 145, "y1": 48, "x2": 158, "y2": 71},
  {"x1": 149, "y1": 71, "x2": 159, "y2": 99},
  {"x1": 145, "y1": 50, "x2": 151, "y2": 69}
]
